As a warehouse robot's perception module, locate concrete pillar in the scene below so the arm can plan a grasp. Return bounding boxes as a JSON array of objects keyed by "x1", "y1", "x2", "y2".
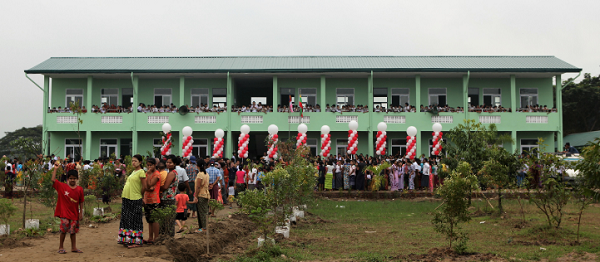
[
  {"x1": 225, "y1": 72, "x2": 233, "y2": 158},
  {"x1": 179, "y1": 76, "x2": 185, "y2": 107},
  {"x1": 320, "y1": 76, "x2": 326, "y2": 108},
  {"x1": 512, "y1": 130, "x2": 518, "y2": 153},
  {"x1": 42, "y1": 76, "x2": 50, "y2": 155},
  {"x1": 272, "y1": 76, "x2": 278, "y2": 108},
  {"x1": 132, "y1": 75, "x2": 139, "y2": 155},
  {"x1": 368, "y1": 71, "x2": 374, "y2": 156},
  {"x1": 510, "y1": 75, "x2": 516, "y2": 111},
  {"x1": 85, "y1": 130, "x2": 92, "y2": 160},
  {"x1": 86, "y1": 76, "x2": 93, "y2": 111},
  {"x1": 556, "y1": 75, "x2": 563, "y2": 151},
  {"x1": 415, "y1": 75, "x2": 421, "y2": 110}
]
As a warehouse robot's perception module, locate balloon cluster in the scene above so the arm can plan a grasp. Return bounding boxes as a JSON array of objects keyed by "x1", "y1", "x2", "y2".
[
  {"x1": 320, "y1": 125, "x2": 331, "y2": 157},
  {"x1": 405, "y1": 126, "x2": 417, "y2": 160},
  {"x1": 431, "y1": 123, "x2": 443, "y2": 156},
  {"x1": 181, "y1": 126, "x2": 194, "y2": 159},
  {"x1": 161, "y1": 123, "x2": 172, "y2": 156},
  {"x1": 238, "y1": 125, "x2": 250, "y2": 159},
  {"x1": 347, "y1": 120, "x2": 358, "y2": 155},
  {"x1": 376, "y1": 122, "x2": 387, "y2": 156},
  {"x1": 267, "y1": 124, "x2": 279, "y2": 160},
  {"x1": 296, "y1": 123, "x2": 308, "y2": 149},
  {"x1": 212, "y1": 129, "x2": 225, "y2": 159}
]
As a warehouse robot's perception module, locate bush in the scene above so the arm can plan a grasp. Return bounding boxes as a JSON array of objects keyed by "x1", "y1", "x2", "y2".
[{"x1": 0, "y1": 199, "x2": 17, "y2": 234}]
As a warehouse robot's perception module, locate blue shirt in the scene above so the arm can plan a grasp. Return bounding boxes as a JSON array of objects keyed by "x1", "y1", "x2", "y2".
[
  {"x1": 257, "y1": 171, "x2": 263, "y2": 182},
  {"x1": 206, "y1": 166, "x2": 220, "y2": 184},
  {"x1": 567, "y1": 146, "x2": 579, "y2": 154}
]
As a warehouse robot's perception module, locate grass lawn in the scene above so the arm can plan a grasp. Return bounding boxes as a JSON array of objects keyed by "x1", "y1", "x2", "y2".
[{"x1": 276, "y1": 197, "x2": 600, "y2": 261}]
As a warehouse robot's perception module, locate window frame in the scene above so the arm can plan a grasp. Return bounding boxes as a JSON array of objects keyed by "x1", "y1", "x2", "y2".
[
  {"x1": 64, "y1": 138, "x2": 82, "y2": 161},
  {"x1": 99, "y1": 138, "x2": 118, "y2": 158},
  {"x1": 306, "y1": 138, "x2": 317, "y2": 156},
  {"x1": 299, "y1": 88, "x2": 317, "y2": 107},
  {"x1": 428, "y1": 88, "x2": 447, "y2": 106},
  {"x1": 391, "y1": 88, "x2": 410, "y2": 107},
  {"x1": 212, "y1": 88, "x2": 227, "y2": 108},
  {"x1": 390, "y1": 139, "x2": 407, "y2": 157},
  {"x1": 154, "y1": 88, "x2": 172, "y2": 107},
  {"x1": 336, "y1": 139, "x2": 348, "y2": 157},
  {"x1": 101, "y1": 88, "x2": 119, "y2": 106},
  {"x1": 520, "y1": 139, "x2": 539, "y2": 154},
  {"x1": 336, "y1": 88, "x2": 355, "y2": 107},
  {"x1": 519, "y1": 88, "x2": 538, "y2": 108},
  {"x1": 482, "y1": 88, "x2": 502, "y2": 107},
  {"x1": 373, "y1": 88, "x2": 388, "y2": 110},
  {"x1": 191, "y1": 88, "x2": 209, "y2": 107},
  {"x1": 65, "y1": 89, "x2": 84, "y2": 108}
]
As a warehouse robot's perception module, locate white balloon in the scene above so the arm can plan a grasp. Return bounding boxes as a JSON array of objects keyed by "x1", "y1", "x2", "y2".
[
  {"x1": 432, "y1": 123, "x2": 443, "y2": 133},
  {"x1": 377, "y1": 122, "x2": 387, "y2": 132},
  {"x1": 162, "y1": 123, "x2": 172, "y2": 134},
  {"x1": 215, "y1": 129, "x2": 225, "y2": 138},
  {"x1": 268, "y1": 124, "x2": 278, "y2": 135},
  {"x1": 298, "y1": 123, "x2": 308, "y2": 134},
  {"x1": 182, "y1": 126, "x2": 193, "y2": 137},
  {"x1": 241, "y1": 124, "x2": 251, "y2": 134},
  {"x1": 244, "y1": 152, "x2": 248, "y2": 158},
  {"x1": 407, "y1": 126, "x2": 418, "y2": 137},
  {"x1": 321, "y1": 125, "x2": 330, "y2": 135},
  {"x1": 348, "y1": 120, "x2": 358, "y2": 131}
]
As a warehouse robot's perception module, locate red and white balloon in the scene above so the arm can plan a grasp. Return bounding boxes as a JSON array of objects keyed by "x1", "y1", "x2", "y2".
[
  {"x1": 405, "y1": 126, "x2": 417, "y2": 160},
  {"x1": 212, "y1": 129, "x2": 225, "y2": 159},
  {"x1": 347, "y1": 120, "x2": 358, "y2": 155},
  {"x1": 161, "y1": 123, "x2": 172, "y2": 156},
  {"x1": 431, "y1": 123, "x2": 443, "y2": 156},
  {"x1": 181, "y1": 126, "x2": 194, "y2": 159},
  {"x1": 376, "y1": 122, "x2": 387, "y2": 156},
  {"x1": 238, "y1": 125, "x2": 250, "y2": 159},
  {"x1": 267, "y1": 124, "x2": 279, "y2": 160},
  {"x1": 296, "y1": 123, "x2": 308, "y2": 149},
  {"x1": 320, "y1": 125, "x2": 331, "y2": 157}
]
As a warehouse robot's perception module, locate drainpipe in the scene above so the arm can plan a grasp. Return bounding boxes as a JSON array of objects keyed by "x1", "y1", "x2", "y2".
[{"x1": 25, "y1": 73, "x2": 44, "y2": 91}]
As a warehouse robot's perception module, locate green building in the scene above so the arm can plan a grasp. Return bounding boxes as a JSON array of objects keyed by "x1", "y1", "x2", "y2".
[{"x1": 25, "y1": 56, "x2": 580, "y2": 160}]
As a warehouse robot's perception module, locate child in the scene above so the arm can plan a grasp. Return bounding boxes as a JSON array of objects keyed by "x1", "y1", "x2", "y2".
[
  {"x1": 227, "y1": 180, "x2": 235, "y2": 209},
  {"x1": 175, "y1": 183, "x2": 197, "y2": 233},
  {"x1": 52, "y1": 160, "x2": 84, "y2": 254}
]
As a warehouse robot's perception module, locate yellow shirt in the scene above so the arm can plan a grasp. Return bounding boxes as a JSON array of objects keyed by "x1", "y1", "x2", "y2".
[
  {"x1": 196, "y1": 172, "x2": 209, "y2": 199},
  {"x1": 160, "y1": 170, "x2": 168, "y2": 186},
  {"x1": 121, "y1": 169, "x2": 146, "y2": 200}
]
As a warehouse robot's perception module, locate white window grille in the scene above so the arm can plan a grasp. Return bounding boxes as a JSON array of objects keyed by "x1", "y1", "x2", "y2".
[
  {"x1": 479, "y1": 116, "x2": 501, "y2": 124},
  {"x1": 431, "y1": 115, "x2": 453, "y2": 123},
  {"x1": 101, "y1": 116, "x2": 123, "y2": 124},
  {"x1": 57, "y1": 116, "x2": 77, "y2": 124},
  {"x1": 384, "y1": 115, "x2": 406, "y2": 124},
  {"x1": 241, "y1": 115, "x2": 263, "y2": 124},
  {"x1": 147, "y1": 116, "x2": 169, "y2": 124},
  {"x1": 336, "y1": 115, "x2": 358, "y2": 123},
  {"x1": 526, "y1": 116, "x2": 548, "y2": 123},
  {"x1": 288, "y1": 116, "x2": 310, "y2": 124},
  {"x1": 195, "y1": 116, "x2": 216, "y2": 124}
]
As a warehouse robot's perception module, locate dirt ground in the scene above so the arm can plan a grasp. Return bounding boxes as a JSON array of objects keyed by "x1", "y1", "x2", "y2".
[{"x1": 0, "y1": 205, "x2": 245, "y2": 262}]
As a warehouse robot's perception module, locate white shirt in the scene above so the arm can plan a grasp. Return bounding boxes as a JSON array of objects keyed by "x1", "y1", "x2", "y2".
[
  {"x1": 83, "y1": 164, "x2": 91, "y2": 170},
  {"x1": 175, "y1": 166, "x2": 189, "y2": 183},
  {"x1": 248, "y1": 168, "x2": 257, "y2": 185},
  {"x1": 228, "y1": 186, "x2": 235, "y2": 196},
  {"x1": 423, "y1": 163, "x2": 431, "y2": 176}
]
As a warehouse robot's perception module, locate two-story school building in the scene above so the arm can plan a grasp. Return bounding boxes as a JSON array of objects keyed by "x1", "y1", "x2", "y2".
[{"x1": 25, "y1": 56, "x2": 581, "y2": 161}]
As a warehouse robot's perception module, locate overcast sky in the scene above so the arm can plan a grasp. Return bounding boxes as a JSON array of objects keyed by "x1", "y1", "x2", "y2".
[{"x1": 1, "y1": 0, "x2": 598, "y2": 137}]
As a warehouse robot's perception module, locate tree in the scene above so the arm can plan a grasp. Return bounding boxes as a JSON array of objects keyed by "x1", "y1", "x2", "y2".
[
  {"x1": 573, "y1": 137, "x2": 600, "y2": 242},
  {"x1": 478, "y1": 147, "x2": 520, "y2": 213},
  {"x1": 562, "y1": 73, "x2": 600, "y2": 135},
  {"x1": 0, "y1": 126, "x2": 43, "y2": 157}
]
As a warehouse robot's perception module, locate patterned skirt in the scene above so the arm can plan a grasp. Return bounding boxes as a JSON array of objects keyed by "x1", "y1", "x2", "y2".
[
  {"x1": 324, "y1": 172, "x2": 333, "y2": 189},
  {"x1": 118, "y1": 198, "x2": 144, "y2": 245},
  {"x1": 187, "y1": 181, "x2": 197, "y2": 212}
]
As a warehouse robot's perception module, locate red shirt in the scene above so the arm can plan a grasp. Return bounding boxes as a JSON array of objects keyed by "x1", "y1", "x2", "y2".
[
  {"x1": 144, "y1": 170, "x2": 161, "y2": 204},
  {"x1": 175, "y1": 193, "x2": 189, "y2": 213},
  {"x1": 53, "y1": 180, "x2": 84, "y2": 221}
]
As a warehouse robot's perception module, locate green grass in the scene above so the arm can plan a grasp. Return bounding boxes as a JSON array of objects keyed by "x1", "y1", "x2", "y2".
[{"x1": 273, "y1": 198, "x2": 600, "y2": 261}]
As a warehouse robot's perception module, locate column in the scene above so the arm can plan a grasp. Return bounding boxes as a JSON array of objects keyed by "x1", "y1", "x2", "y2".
[
  {"x1": 132, "y1": 75, "x2": 139, "y2": 154},
  {"x1": 86, "y1": 76, "x2": 93, "y2": 110},
  {"x1": 179, "y1": 76, "x2": 185, "y2": 107},
  {"x1": 85, "y1": 130, "x2": 92, "y2": 160},
  {"x1": 272, "y1": 76, "x2": 278, "y2": 108},
  {"x1": 415, "y1": 75, "x2": 421, "y2": 109},
  {"x1": 463, "y1": 74, "x2": 469, "y2": 119},
  {"x1": 320, "y1": 76, "x2": 326, "y2": 108},
  {"x1": 556, "y1": 75, "x2": 563, "y2": 151},
  {"x1": 225, "y1": 72, "x2": 233, "y2": 158},
  {"x1": 226, "y1": 130, "x2": 232, "y2": 160},
  {"x1": 510, "y1": 75, "x2": 516, "y2": 111},
  {"x1": 42, "y1": 75, "x2": 50, "y2": 155},
  {"x1": 511, "y1": 130, "x2": 518, "y2": 153},
  {"x1": 368, "y1": 71, "x2": 374, "y2": 156}
]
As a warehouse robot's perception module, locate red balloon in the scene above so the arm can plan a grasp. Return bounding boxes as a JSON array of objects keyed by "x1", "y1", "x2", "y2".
[
  {"x1": 439, "y1": 132, "x2": 443, "y2": 136},
  {"x1": 214, "y1": 138, "x2": 218, "y2": 142},
  {"x1": 273, "y1": 134, "x2": 278, "y2": 139},
  {"x1": 377, "y1": 131, "x2": 382, "y2": 136},
  {"x1": 245, "y1": 134, "x2": 250, "y2": 139},
  {"x1": 406, "y1": 136, "x2": 411, "y2": 140}
]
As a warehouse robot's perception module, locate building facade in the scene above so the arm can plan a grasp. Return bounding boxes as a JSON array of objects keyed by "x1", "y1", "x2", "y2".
[{"x1": 25, "y1": 56, "x2": 581, "y2": 160}]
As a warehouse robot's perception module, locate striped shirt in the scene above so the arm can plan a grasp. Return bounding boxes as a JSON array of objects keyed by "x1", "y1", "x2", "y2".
[
  {"x1": 185, "y1": 165, "x2": 199, "y2": 181},
  {"x1": 206, "y1": 166, "x2": 220, "y2": 184}
]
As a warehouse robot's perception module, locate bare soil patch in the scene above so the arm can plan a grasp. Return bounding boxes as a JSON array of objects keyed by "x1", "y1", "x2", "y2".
[{"x1": 397, "y1": 247, "x2": 506, "y2": 262}]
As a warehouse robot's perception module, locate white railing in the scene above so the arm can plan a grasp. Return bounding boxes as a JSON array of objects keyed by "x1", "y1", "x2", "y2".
[
  {"x1": 195, "y1": 116, "x2": 217, "y2": 124},
  {"x1": 431, "y1": 115, "x2": 453, "y2": 123},
  {"x1": 101, "y1": 116, "x2": 123, "y2": 124},
  {"x1": 147, "y1": 116, "x2": 169, "y2": 124},
  {"x1": 479, "y1": 115, "x2": 501, "y2": 124},
  {"x1": 336, "y1": 115, "x2": 358, "y2": 123},
  {"x1": 288, "y1": 116, "x2": 310, "y2": 124},
  {"x1": 57, "y1": 116, "x2": 77, "y2": 124},
  {"x1": 526, "y1": 116, "x2": 548, "y2": 123},
  {"x1": 383, "y1": 115, "x2": 406, "y2": 124},
  {"x1": 241, "y1": 115, "x2": 263, "y2": 124}
]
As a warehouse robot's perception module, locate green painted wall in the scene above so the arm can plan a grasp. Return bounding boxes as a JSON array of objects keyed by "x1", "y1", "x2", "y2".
[
  {"x1": 373, "y1": 78, "x2": 416, "y2": 106},
  {"x1": 184, "y1": 78, "x2": 227, "y2": 107},
  {"x1": 92, "y1": 78, "x2": 132, "y2": 107},
  {"x1": 420, "y1": 78, "x2": 463, "y2": 107},
  {"x1": 138, "y1": 78, "x2": 180, "y2": 106},
  {"x1": 51, "y1": 78, "x2": 87, "y2": 108},
  {"x1": 48, "y1": 131, "x2": 87, "y2": 158},
  {"x1": 277, "y1": 78, "x2": 321, "y2": 106},
  {"x1": 325, "y1": 78, "x2": 368, "y2": 107},
  {"x1": 469, "y1": 78, "x2": 512, "y2": 108},
  {"x1": 516, "y1": 78, "x2": 553, "y2": 108}
]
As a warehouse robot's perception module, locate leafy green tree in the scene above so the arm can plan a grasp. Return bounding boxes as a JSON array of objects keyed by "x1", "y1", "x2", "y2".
[
  {"x1": 0, "y1": 126, "x2": 42, "y2": 157},
  {"x1": 0, "y1": 199, "x2": 17, "y2": 234},
  {"x1": 572, "y1": 137, "x2": 600, "y2": 241},
  {"x1": 562, "y1": 73, "x2": 600, "y2": 135},
  {"x1": 479, "y1": 147, "x2": 520, "y2": 213}
]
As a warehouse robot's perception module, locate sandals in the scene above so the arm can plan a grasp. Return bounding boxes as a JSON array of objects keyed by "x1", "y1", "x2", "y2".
[
  {"x1": 58, "y1": 249, "x2": 67, "y2": 254},
  {"x1": 127, "y1": 244, "x2": 142, "y2": 249},
  {"x1": 72, "y1": 249, "x2": 83, "y2": 253},
  {"x1": 177, "y1": 229, "x2": 185, "y2": 233},
  {"x1": 142, "y1": 240, "x2": 154, "y2": 245}
]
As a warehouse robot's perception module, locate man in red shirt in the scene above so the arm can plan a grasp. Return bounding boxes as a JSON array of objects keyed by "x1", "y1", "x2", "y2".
[{"x1": 52, "y1": 161, "x2": 84, "y2": 254}]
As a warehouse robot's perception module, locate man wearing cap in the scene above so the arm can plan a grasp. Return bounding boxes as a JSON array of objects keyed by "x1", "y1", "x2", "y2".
[{"x1": 206, "y1": 160, "x2": 221, "y2": 216}]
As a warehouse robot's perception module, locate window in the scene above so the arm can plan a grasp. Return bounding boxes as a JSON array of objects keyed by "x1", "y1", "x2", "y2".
[
  {"x1": 153, "y1": 139, "x2": 163, "y2": 158},
  {"x1": 483, "y1": 88, "x2": 501, "y2": 107},
  {"x1": 520, "y1": 139, "x2": 539, "y2": 155},
  {"x1": 154, "y1": 88, "x2": 172, "y2": 107},
  {"x1": 429, "y1": 139, "x2": 446, "y2": 157},
  {"x1": 428, "y1": 88, "x2": 447, "y2": 106},
  {"x1": 520, "y1": 88, "x2": 538, "y2": 108},
  {"x1": 336, "y1": 139, "x2": 348, "y2": 157},
  {"x1": 391, "y1": 88, "x2": 410, "y2": 107},
  {"x1": 280, "y1": 88, "x2": 295, "y2": 107},
  {"x1": 120, "y1": 138, "x2": 132, "y2": 157},
  {"x1": 99, "y1": 139, "x2": 118, "y2": 158},
  {"x1": 299, "y1": 88, "x2": 317, "y2": 107},
  {"x1": 373, "y1": 88, "x2": 388, "y2": 110},
  {"x1": 391, "y1": 139, "x2": 407, "y2": 157},
  {"x1": 307, "y1": 138, "x2": 317, "y2": 156},
  {"x1": 251, "y1": 97, "x2": 267, "y2": 105},
  {"x1": 191, "y1": 89, "x2": 209, "y2": 107},
  {"x1": 65, "y1": 89, "x2": 84, "y2": 108},
  {"x1": 64, "y1": 139, "x2": 82, "y2": 161},
  {"x1": 101, "y1": 89, "x2": 119, "y2": 106},
  {"x1": 468, "y1": 88, "x2": 479, "y2": 106},
  {"x1": 122, "y1": 88, "x2": 133, "y2": 108},
  {"x1": 192, "y1": 139, "x2": 209, "y2": 158},
  {"x1": 212, "y1": 88, "x2": 227, "y2": 108},
  {"x1": 336, "y1": 88, "x2": 354, "y2": 106}
]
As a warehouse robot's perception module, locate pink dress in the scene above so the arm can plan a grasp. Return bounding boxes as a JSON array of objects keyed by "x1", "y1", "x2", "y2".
[{"x1": 390, "y1": 165, "x2": 400, "y2": 191}]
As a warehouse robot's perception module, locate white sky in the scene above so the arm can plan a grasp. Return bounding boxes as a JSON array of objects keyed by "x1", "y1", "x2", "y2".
[{"x1": 1, "y1": 0, "x2": 598, "y2": 137}]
